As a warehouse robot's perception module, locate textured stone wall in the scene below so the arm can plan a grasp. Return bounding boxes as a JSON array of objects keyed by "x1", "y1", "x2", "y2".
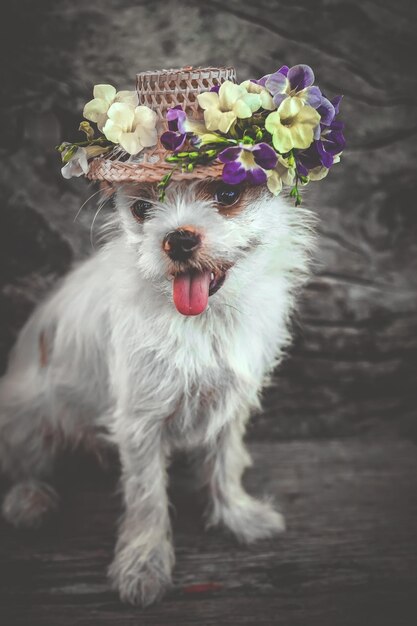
[{"x1": 1, "y1": 0, "x2": 416, "y2": 438}]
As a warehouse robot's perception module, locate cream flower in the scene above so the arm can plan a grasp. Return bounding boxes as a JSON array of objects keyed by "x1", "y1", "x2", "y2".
[
  {"x1": 308, "y1": 165, "x2": 329, "y2": 181},
  {"x1": 102, "y1": 103, "x2": 157, "y2": 155},
  {"x1": 240, "y1": 80, "x2": 275, "y2": 111},
  {"x1": 266, "y1": 155, "x2": 296, "y2": 195},
  {"x1": 265, "y1": 98, "x2": 320, "y2": 154},
  {"x1": 83, "y1": 84, "x2": 139, "y2": 131},
  {"x1": 197, "y1": 81, "x2": 262, "y2": 133}
]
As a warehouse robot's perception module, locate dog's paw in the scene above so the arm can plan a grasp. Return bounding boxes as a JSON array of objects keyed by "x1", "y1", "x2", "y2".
[
  {"x1": 207, "y1": 495, "x2": 285, "y2": 544},
  {"x1": 108, "y1": 541, "x2": 174, "y2": 606},
  {"x1": 1, "y1": 480, "x2": 59, "y2": 529}
]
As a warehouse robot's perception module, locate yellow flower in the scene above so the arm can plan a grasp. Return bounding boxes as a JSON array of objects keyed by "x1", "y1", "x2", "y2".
[
  {"x1": 197, "y1": 81, "x2": 262, "y2": 133},
  {"x1": 240, "y1": 80, "x2": 275, "y2": 111},
  {"x1": 83, "y1": 84, "x2": 139, "y2": 131},
  {"x1": 265, "y1": 98, "x2": 320, "y2": 154},
  {"x1": 102, "y1": 103, "x2": 157, "y2": 155},
  {"x1": 266, "y1": 155, "x2": 296, "y2": 195}
]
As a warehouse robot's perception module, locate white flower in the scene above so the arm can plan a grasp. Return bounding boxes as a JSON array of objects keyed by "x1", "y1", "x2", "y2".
[
  {"x1": 61, "y1": 147, "x2": 89, "y2": 179},
  {"x1": 60, "y1": 144, "x2": 111, "y2": 179},
  {"x1": 240, "y1": 80, "x2": 275, "y2": 111},
  {"x1": 266, "y1": 155, "x2": 296, "y2": 195},
  {"x1": 197, "y1": 81, "x2": 262, "y2": 133},
  {"x1": 83, "y1": 84, "x2": 139, "y2": 131},
  {"x1": 102, "y1": 103, "x2": 157, "y2": 155}
]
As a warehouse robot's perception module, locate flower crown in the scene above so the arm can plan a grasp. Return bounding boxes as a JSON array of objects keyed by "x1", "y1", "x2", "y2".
[{"x1": 58, "y1": 64, "x2": 345, "y2": 205}]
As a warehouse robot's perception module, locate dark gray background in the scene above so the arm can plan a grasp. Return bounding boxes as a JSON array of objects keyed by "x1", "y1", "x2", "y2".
[
  {"x1": 2, "y1": 0, "x2": 417, "y2": 440},
  {"x1": 1, "y1": 2, "x2": 417, "y2": 625}
]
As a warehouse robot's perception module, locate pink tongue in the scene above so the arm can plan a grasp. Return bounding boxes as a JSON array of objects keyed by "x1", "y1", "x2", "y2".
[{"x1": 173, "y1": 270, "x2": 211, "y2": 316}]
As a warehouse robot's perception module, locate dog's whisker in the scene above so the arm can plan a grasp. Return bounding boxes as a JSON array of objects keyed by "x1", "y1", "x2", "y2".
[
  {"x1": 89, "y1": 199, "x2": 110, "y2": 250},
  {"x1": 73, "y1": 188, "x2": 106, "y2": 223}
]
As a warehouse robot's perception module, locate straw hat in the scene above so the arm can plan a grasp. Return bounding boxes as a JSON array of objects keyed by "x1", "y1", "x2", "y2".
[
  {"x1": 58, "y1": 62, "x2": 345, "y2": 205},
  {"x1": 86, "y1": 66, "x2": 236, "y2": 184}
]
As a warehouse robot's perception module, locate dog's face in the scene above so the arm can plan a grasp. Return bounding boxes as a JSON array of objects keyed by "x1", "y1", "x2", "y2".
[{"x1": 114, "y1": 179, "x2": 284, "y2": 316}]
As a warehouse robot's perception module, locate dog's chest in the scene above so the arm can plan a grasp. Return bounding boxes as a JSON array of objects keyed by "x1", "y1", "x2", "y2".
[
  {"x1": 163, "y1": 368, "x2": 235, "y2": 447},
  {"x1": 160, "y1": 329, "x2": 262, "y2": 447},
  {"x1": 125, "y1": 305, "x2": 280, "y2": 445}
]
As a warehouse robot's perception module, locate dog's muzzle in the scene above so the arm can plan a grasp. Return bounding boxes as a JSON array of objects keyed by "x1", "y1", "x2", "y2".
[{"x1": 162, "y1": 226, "x2": 229, "y2": 317}]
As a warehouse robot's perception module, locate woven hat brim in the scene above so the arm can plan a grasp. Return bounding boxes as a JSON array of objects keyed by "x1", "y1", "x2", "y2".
[{"x1": 87, "y1": 157, "x2": 223, "y2": 183}]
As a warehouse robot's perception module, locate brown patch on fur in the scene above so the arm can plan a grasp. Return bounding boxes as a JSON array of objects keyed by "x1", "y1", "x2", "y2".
[
  {"x1": 178, "y1": 224, "x2": 200, "y2": 235},
  {"x1": 99, "y1": 181, "x2": 116, "y2": 198},
  {"x1": 123, "y1": 182, "x2": 158, "y2": 200},
  {"x1": 164, "y1": 411, "x2": 176, "y2": 423},
  {"x1": 39, "y1": 332, "x2": 49, "y2": 368},
  {"x1": 42, "y1": 422, "x2": 66, "y2": 449},
  {"x1": 42, "y1": 421, "x2": 112, "y2": 468},
  {"x1": 78, "y1": 426, "x2": 113, "y2": 469},
  {"x1": 198, "y1": 386, "x2": 217, "y2": 410},
  {"x1": 196, "y1": 180, "x2": 267, "y2": 217}
]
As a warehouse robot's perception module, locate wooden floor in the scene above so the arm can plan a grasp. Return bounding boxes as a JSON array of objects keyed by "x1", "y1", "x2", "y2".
[{"x1": 0, "y1": 438, "x2": 416, "y2": 625}]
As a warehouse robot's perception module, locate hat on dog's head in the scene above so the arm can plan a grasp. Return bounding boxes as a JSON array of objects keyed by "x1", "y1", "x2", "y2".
[{"x1": 58, "y1": 64, "x2": 345, "y2": 204}]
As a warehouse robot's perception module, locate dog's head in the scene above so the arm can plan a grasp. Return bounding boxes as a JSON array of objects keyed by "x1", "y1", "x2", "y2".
[{"x1": 113, "y1": 178, "x2": 307, "y2": 316}]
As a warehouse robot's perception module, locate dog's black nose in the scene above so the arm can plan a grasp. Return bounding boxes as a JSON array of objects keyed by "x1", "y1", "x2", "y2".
[{"x1": 163, "y1": 228, "x2": 201, "y2": 261}]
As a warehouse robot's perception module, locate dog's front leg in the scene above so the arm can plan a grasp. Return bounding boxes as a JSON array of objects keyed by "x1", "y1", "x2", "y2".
[
  {"x1": 108, "y1": 414, "x2": 173, "y2": 606},
  {"x1": 202, "y1": 416, "x2": 285, "y2": 543}
]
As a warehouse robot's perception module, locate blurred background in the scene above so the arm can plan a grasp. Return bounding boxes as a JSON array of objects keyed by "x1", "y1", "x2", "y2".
[
  {"x1": 1, "y1": 0, "x2": 416, "y2": 440},
  {"x1": 0, "y1": 2, "x2": 417, "y2": 625}
]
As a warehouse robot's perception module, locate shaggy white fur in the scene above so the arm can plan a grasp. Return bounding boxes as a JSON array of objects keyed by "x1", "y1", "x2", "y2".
[{"x1": 0, "y1": 179, "x2": 314, "y2": 605}]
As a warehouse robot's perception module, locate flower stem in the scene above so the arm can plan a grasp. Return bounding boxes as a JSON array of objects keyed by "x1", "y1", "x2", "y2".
[
  {"x1": 289, "y1": 174, "x2": 302, "y2": 206},
  {"x1": 157, "y1": 170, "x2": 174, "y2": 202}
]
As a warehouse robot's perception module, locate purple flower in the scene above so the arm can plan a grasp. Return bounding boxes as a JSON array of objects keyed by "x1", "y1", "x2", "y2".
[
  {"x1": 160, "y1": 106, "x2": 188, "y2": 152},
  {"x1": 313, "y1": 94, "x2": 342, "y2": 139},
  {"x1": 297, "y1": 118, "x2": 346, "y2": 175},
  {"x1": 332, "y1": 95, "x2": 343, "y2": 115},
  {"x1": 254, "y1": 65, "x2": 289, "y2": 88},
  {"x1": 167, "y1": 105, "x2": 187, "y2": 133},
  {"x1": 219, "y1": 142, "x2": 278, "y2": 185},
  {"x1": 160, "y1": 130, "x2": 186, "y2": 151},
  {"x1": 259, "y1": 63, "x2": 323, "y2": 110},
  {"x1": 315, "y1": 97, "x2": 335, "y2": 127},
  {"x1": 297, "y1": 94, "x2": 345, "y2": 174}
]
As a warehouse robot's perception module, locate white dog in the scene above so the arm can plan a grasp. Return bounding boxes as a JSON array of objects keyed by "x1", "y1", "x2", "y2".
[{"x1": 0, "y1": 178, "x2": 314, "y2": 605}]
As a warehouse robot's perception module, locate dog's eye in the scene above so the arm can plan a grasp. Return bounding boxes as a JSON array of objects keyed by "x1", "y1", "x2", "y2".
[
  {"x1": 131, "y1": 199, "x2": 153, "y2": 221},
  {"x1": 214, "y1": 184, "x2": 241, "y2": 207}
]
